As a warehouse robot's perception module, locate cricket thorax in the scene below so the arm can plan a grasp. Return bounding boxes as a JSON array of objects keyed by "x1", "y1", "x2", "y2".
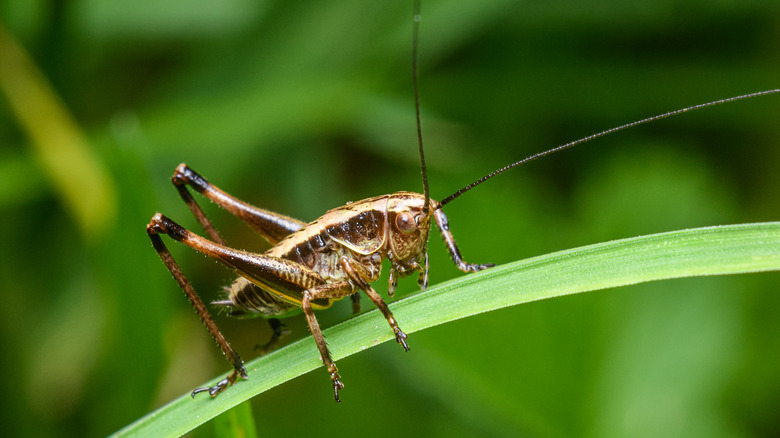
[{"x1": 268, "y1": 191, "x2": 431, "y2": 277}]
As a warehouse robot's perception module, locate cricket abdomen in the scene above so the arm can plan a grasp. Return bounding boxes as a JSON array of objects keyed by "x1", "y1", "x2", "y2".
[{"x1": 218, "y1": 277, "x2": 300, "y2": 317}]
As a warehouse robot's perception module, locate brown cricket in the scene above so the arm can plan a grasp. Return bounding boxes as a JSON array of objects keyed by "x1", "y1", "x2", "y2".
[
  {"x1": 146, "y1": 1, "x2": 779, "y2": 402},
  {"x1": 147, "y1": 167, "x2": 490, "y2": 402}
]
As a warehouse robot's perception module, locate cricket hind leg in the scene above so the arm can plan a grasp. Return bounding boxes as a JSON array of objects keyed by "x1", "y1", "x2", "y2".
[
  {"x1": 171, "y1": 163, "x2": 307, "y2": 245},
  {"x1": 147, "y1": 215, "x2": 247, "y2": 397},
  {"x1": 150, "y1": 212, "x2": 335, "y2": 397}
]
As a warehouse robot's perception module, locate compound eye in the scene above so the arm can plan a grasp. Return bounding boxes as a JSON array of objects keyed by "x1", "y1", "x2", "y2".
[{"x1": 395, "y1": 211, "x2": 416, "y2": 234}]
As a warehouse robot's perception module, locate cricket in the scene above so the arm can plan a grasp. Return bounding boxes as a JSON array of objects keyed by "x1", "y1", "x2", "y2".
[{"x1": 146, "y1": 1, "x2": 779, "y2": 402}]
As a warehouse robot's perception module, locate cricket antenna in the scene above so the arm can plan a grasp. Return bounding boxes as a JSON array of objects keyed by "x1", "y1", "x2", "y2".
[
  {"x1": 438, "y1": 88, "x2": 780, "y2": 208},
  {"x1": 412, "y1": 0, "x2": 430, "y2": 215}
]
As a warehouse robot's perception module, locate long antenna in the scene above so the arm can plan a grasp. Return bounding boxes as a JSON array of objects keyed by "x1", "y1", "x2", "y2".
[
  {"x1": 412, "y1": 0, "x2": 430, "y2": 215},
  {"x1": 438, "y1": 88, "x2": 780, "y2": 208}
]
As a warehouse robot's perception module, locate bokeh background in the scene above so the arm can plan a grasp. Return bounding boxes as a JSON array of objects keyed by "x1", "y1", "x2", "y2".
[{"x1": 1, "y1": 0, "x2": 779, "y2": 437}]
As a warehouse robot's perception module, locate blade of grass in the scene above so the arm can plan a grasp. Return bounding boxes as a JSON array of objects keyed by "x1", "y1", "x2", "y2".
[
  {"x1": 211, "y1": 400, "x2": 258, "y2": 438},
  {"x1": 112, "y1": 222, "x2": 780, "y2": 437}
]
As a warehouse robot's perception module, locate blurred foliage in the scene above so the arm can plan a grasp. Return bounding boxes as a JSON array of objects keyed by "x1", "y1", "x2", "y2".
[{"x1": 0, "y1": 0, "x2": 778, "y2": 437}]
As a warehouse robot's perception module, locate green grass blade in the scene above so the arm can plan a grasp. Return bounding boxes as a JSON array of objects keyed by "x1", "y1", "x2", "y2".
[
  {"x1": 112, "y1": 222, "x2": 780, "y2": 437},
  {"x1": 210, "y1": 401, "x2": 258, "y2": 438}
]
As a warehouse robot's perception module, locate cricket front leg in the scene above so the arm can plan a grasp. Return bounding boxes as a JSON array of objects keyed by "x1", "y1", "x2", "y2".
[
  {"x1": 433, "y1": 208, "x2": 494, "y2": 273},
  {"x1": 151, "y1": 213, "x2": 342, "y2": 397}
]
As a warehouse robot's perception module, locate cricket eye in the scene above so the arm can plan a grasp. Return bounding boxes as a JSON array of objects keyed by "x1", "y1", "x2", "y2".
[{"x1": 395, "y1": 211, "x2": 416, "y2": 233}]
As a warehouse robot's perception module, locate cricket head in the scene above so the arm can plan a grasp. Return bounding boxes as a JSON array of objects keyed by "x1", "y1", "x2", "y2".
[{"x1": 384, "y1": 192, "x2": 435, "y2": 294}]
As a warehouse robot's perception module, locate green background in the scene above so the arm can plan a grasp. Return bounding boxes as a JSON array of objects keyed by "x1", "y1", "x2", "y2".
[{"x1": 1, "y1": 0, "x2": 778, "y2": 437}]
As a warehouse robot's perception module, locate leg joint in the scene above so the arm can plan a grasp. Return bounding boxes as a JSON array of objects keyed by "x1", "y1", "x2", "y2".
[{"x1": 172, "y1": 163, "x2": 210, "y2": 193}]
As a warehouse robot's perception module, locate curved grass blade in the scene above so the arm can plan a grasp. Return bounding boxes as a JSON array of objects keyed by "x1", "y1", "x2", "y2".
[{"x1": 112, "y1": 222, "x2": 780, "y2": 437}]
